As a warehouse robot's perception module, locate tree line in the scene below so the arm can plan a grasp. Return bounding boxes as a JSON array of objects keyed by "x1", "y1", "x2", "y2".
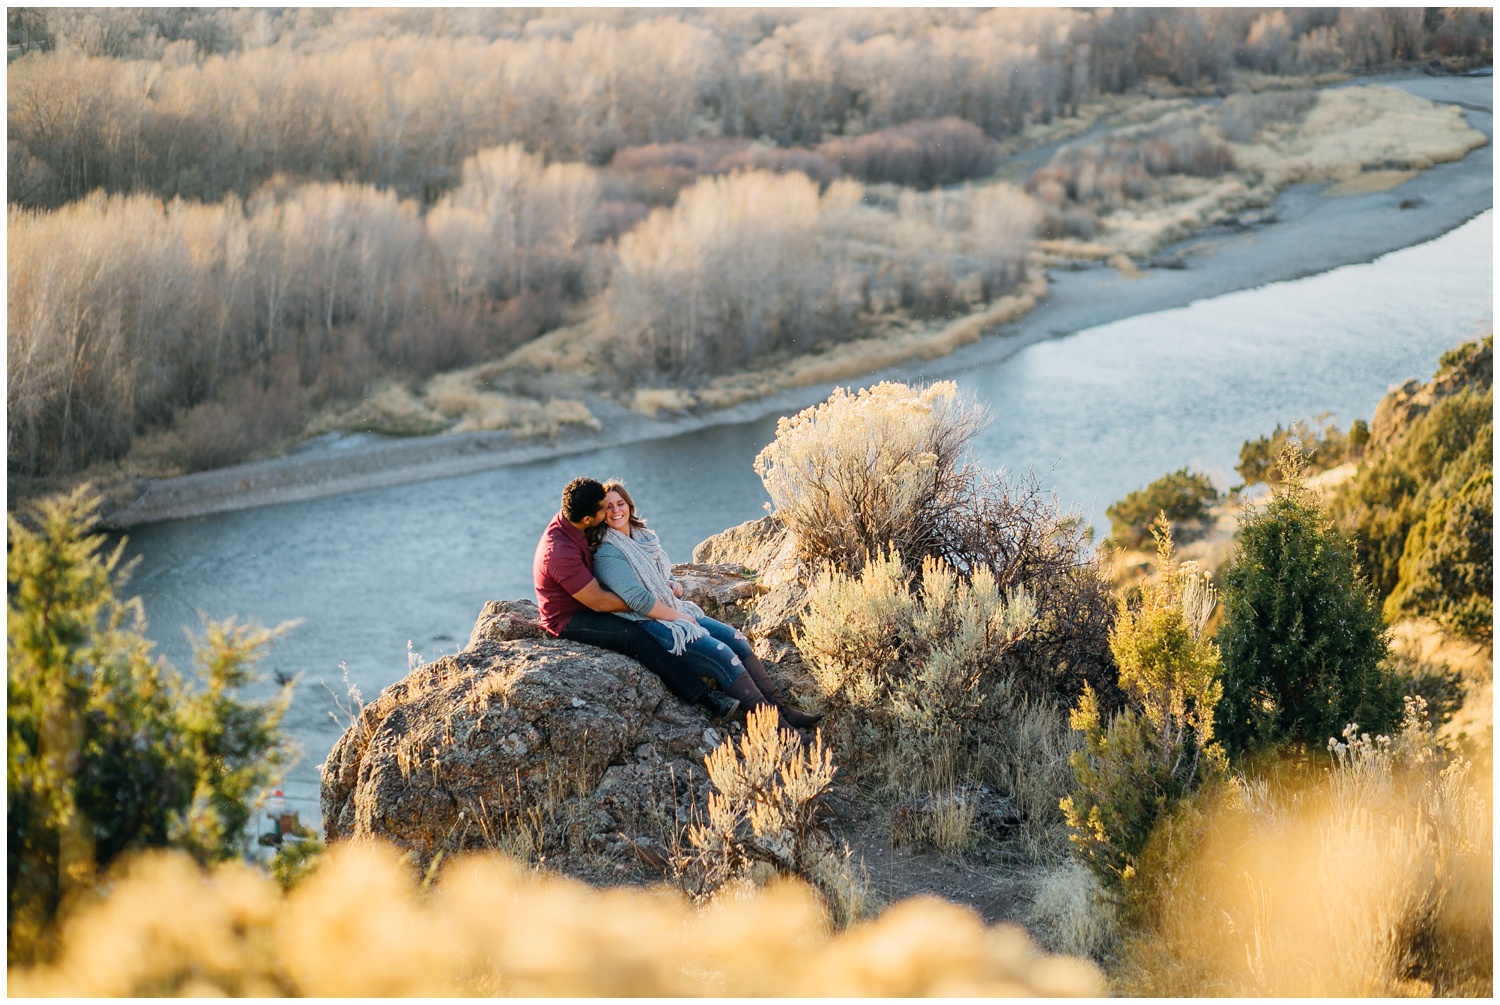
[
  {"x1": 9, "y1": 150, "x2": 1039, "y2": 478},
  {"x1": 8, "y1": 145, "x2": 599, "y2": 478},
  {"x1": 8, "y1": 7, "x2": 1492, "y2": 484},
  {"x1": 9, "y1": 8, "x2": 1491, "y2": 209}
]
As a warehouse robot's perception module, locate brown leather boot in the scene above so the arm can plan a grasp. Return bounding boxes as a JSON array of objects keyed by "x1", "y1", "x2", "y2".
[
  {"x1": 740, "y1": 651, "x2": 826, "y2": 729},
  {"x1": 724, "y1": 673, "x2": 775, "y2": 717},
  {"x1": 725, "y1": 673, "x2": 812, "y2": 742}
]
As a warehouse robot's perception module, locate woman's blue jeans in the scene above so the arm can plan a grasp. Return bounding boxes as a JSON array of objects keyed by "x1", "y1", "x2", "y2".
[{"x1": 639, "y1": 616, "x2": 752, "y2": 688}]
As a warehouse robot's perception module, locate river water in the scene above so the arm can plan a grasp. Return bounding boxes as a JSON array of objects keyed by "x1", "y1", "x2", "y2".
[{"x1": 122, "y1": 210, "x2": 1492, "y2": 823}]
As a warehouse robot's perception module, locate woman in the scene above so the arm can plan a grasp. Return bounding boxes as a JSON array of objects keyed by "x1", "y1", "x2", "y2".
[{"x1": 591, "y1": 480, "x2": 823, "y2": 731}]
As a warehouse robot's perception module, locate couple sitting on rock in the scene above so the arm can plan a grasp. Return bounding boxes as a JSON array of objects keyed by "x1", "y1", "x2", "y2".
[{"x1": 532, "y1": 476, "x2": 823, "y2": 735}]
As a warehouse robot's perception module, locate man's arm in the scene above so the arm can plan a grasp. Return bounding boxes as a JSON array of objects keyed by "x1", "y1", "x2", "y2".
[{"x1": 571, "y1": 578, "x2": 633, "y2": 614}]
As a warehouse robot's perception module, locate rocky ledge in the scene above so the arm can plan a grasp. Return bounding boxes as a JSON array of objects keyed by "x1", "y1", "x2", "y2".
[{"x1": 320, "y1": 560, "x2": 784, "y2": 870}]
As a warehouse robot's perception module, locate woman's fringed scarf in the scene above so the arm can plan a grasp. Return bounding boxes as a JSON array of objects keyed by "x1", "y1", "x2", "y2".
[{"x1": 605, "y1": 527, "x2": 708, "y2": 654}]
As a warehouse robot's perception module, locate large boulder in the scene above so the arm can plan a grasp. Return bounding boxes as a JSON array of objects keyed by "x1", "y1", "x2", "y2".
[
  {"x1": 321, "y1": 566, "x2": 764, "y2": 870},
  {"x1": 694, "y1": 516, "x2": 807, "y2": 640}
]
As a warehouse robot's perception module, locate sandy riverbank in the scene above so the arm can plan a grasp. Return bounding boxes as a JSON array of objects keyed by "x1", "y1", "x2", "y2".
[{"x1": 103, "y1": 72, "x2": 1492, "y2": 529}]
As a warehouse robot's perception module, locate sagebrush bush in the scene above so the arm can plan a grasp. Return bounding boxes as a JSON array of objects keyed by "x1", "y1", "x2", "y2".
[
  {"x1": 795, "y1": 549, "x2": 1082, "y2": 851},
  {"x1": 1105, "y1": 467, "x2": 1220, "y2": 549},
  {"x1": 7, "y1": 486, "x2": 294, "y2": 965},
  {"x1": 7, "y1": 842, "x2": 1108, "y2": 996},
  {"x1": 759, "y1": 381, "x2": 1117, "y2": 710},
  {"x1": 680, "y1": 707, "x2": 863, "y2": 926},
  {"x1": 1061, "y1": 520, "x2": 1226, "y2": 903},
  {"x1": 755, "y1": 381, "x2": 987, "y2": 572},
  {"x1": 1216, "y1": 446, "x2": 1400, "y2": 758}
]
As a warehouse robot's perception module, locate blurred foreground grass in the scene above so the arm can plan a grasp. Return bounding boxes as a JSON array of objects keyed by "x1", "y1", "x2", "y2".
[{"x1": 8, "y1": 842, "x2": 1104, "y2": 997}]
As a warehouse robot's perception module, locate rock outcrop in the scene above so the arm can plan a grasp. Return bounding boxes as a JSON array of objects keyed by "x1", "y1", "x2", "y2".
[
  {"x1": 1369, "y1": 336, "x2": 1492, "y2": 453},
  {"x1": 321, "y1": 565, "x2": 764, "y2": 870},
  {"x1": 694, "y1": 515, "x2": 808, "y2": 640}
]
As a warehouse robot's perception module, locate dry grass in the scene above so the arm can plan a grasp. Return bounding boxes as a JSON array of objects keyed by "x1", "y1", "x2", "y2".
[
  {"x1": 1106, "y1": 253, "x2": 1144, "y2": 279},
  {"x1": 1387, "y1": 617, "x2": 1493, "y2": 749},
  {"x1": 629, "y1": 386, "x2": 696, "y2": 415},
  {"x1": 679, "y1": 706, "x2": 866, "y2": 926},
  {"x1": 303, "y1": 382, "x2": 450, "y2": 439},
  {"x1": 1033, "y1": 84, "x2": 1486, "y2": 260},
  {"x1": 1235, "y1": 85, "x2": 1487, "y2": 190},
  {"x1": 1025, "y1": 858, "x2": 1120, "y2": 961},
  {"x1": 425, "y1": 373, "x2": 601, "y2": 438},
  {"x1": 1113, "y1": 699, "x2": 1492, "y2": 996},
  {"x1": 7, "y1": 842, "x2": 1107, "y2": 996}
]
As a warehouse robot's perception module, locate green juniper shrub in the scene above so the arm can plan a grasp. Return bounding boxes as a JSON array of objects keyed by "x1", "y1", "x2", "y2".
[
  {"x1": 269, "y1": 831, "x2": 327, "y2": 892},
  {"x1": 1105, "y1": 468, "x2": 1220, "y2": 550},
  {"x1": 1333, "y1": 337, "x2": 1492, "y2": 610},
  {"x1": 1215, "y1": 446, "x2": 1402, "y2": 760},
  {"x1": 1236, "y1": 413, "x2": 1363, "y2": 487},
  {"x1": 1062, "y1": 518, "x2": 1226, "y2": 909},
  {"x1": 7, "y1": 486, "x2": 295, "y2": 965},
  {"x1": 1383, "y1": 467, "x2": 1492, "y2": 638}
]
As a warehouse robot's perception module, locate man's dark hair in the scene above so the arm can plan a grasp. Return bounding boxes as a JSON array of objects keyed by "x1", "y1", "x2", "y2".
[{"x1": 561, "y1": 477, "x2": 607, "y2": 522}]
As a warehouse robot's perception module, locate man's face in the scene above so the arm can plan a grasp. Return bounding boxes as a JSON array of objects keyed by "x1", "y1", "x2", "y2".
[{"x1": 579, "y1": 501, "x2": 607, "y2": 529}]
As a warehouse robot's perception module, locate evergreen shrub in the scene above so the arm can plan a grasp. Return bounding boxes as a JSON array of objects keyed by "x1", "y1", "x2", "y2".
[
  {"x1": 1215, "y1": 447, "x2": 1400, "y2": 758},
  {"x1": 1105, "y1": 468, "x2": 1220, "y2": 549},
  {"x1": 1332, "y1": 336, "x2": 1491, "y2": 638},
  {"x1": 7, "y1": 486, "x2": 294, "y2": 964}
]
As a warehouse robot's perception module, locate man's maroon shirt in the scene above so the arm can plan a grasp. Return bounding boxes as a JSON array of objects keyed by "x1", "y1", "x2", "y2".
[{"x1": 533, "y1": 512, "x2": 595, "y2": 635}]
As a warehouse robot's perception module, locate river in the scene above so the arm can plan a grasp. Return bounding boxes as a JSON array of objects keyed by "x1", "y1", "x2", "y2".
[{"x1": 122, "y1": 210, "x2": 1493, "y2": 825}]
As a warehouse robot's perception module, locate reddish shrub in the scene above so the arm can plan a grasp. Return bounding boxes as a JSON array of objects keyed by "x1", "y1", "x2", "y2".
[{"x1": 817, "y1": 117, "x2": 998, "y2": 189}]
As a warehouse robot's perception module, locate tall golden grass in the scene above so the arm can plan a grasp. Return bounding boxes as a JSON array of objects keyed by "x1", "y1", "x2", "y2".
[
  {"x1": 8, "y1": 842, "x2": 1106, "y2": 996},
  {"x1": 1113, "y1": 699, "x2": 1492, "y2": 996}
]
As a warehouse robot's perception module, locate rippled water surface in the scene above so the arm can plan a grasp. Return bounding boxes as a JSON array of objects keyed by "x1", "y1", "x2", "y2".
[{"x1": 123, "y1": 211, "x2": 1492, "y2": 819}]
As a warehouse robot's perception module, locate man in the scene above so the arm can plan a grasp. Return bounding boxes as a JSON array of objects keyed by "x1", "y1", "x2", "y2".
[{"x1": 533, "y1": 476, "x2": 740, "y2": 718}]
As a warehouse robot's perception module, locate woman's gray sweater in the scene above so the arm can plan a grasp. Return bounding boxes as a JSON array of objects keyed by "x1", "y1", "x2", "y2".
[{"x1": 593, "y1": 530, "x2": 673, "y2": 620}]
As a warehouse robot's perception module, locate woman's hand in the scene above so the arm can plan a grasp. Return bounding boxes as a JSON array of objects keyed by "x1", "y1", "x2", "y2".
[
  {"x1": 647, "y1": 600, "x2": 689, "y2": 622},
  {"x1": 670, "y1": 580, "x2": 684, "y2": 599}
]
